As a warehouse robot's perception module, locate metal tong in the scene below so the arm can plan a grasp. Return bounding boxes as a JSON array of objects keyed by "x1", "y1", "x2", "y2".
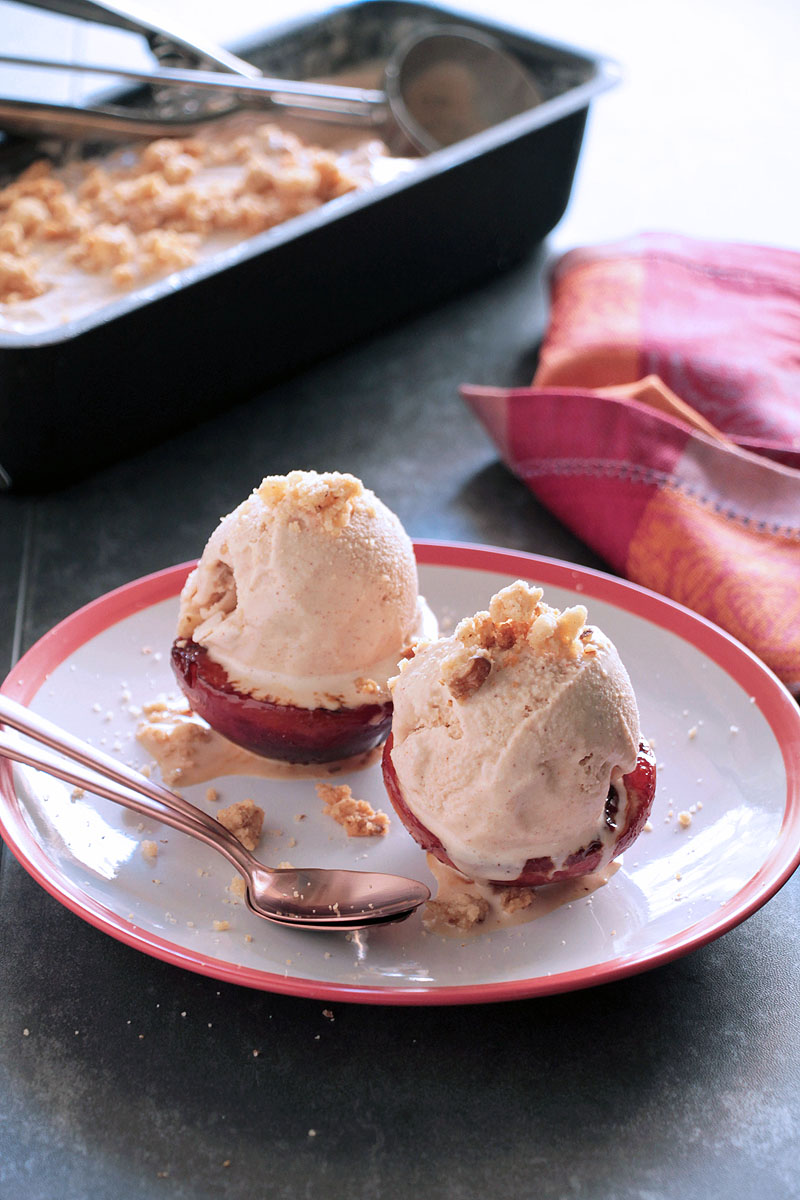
[{"x1": 0, "y1": 0, "x2": 387, "y2": 140}]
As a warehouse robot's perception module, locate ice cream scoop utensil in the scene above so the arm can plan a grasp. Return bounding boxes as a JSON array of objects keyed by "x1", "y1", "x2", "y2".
[
  {"x1": 0, "y1": 55, "x2": 387, "y2": 128},
  {"x1": 0, "y1": 4, "x2": 542, "y2": 151},
  {"x1": 9, "y1": 0, "x2": 263, "y2": 77},
  {"x1": 0, "y1": 695, "x2": 429, "y2": 930}
]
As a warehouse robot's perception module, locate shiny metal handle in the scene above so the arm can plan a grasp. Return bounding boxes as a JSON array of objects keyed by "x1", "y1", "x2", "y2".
[
  {"x1": 11, "y1": 0, "x2": 261, "y2": 76},
  {"x1": 0, "y1": 694, "x2": 430, "y2": 930},
  {"x1": 0, "y1": 692, "x2": 252, "y2": 868},
  {"x1": 0, "y1": 54, "x2": 386, "y2": 116},
  {"x1": 0, "y1": 96, "x2": 223, "y2": 139},
  {"x1": 0, "y1": 705, "x2": 426, "y2": 930},
  {"x1": 0, "y1": 724, "x2": 253, "y2": 877}
]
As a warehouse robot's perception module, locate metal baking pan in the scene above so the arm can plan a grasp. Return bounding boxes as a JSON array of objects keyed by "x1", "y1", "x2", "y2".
[{"x1": 0, "y1": 0, "x2": 617, "y2": 491}]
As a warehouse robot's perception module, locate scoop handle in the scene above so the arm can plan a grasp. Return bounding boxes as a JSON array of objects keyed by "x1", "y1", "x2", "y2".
[{"x1": 13, "y1": 0, "x2": 261, "y2": 76}]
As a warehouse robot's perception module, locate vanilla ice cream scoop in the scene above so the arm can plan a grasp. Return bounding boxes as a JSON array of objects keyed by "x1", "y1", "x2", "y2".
[
  {"x1": 383, "y1": 580, "x2": 655, "y2": 884},
  {"x1": 177, "y1": 471, "x2": 436, "y2": 710}
]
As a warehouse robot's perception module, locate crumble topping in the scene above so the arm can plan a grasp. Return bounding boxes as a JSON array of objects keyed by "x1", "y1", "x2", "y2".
[
  {"x1": 425, "y1": 890, "x2": 490, "y2": 931},
  {"x1": 316, "y1": 783, "x2": 390, "y2": 837},
  {"x1": 67, "y1": 221, "x2": 137, "y2": 272},
  {"x1": 447, "y1": 653, "x2": 491, "y2": 701},
  {"x1": 440, "y1": 581, "x2": 594, "y2": 701},
  {"x1": 216, "y1": 799, "x2": 264, "y2": 851},
  {"x1": 228, "y1": 874, "x2": 247, "y2": 900},
  {"x1": 423, "y1": 877, "x2": 536, "y2": 931},
  {"x1": 256, "y1": 470, "x2": 364, "y2": 534},
  {"x1": 0, "y1": 249, "x2": 45, "y2": 301},
  {"x1": 176, "y1": 558, "x2": 235, "y2": 639},
  {"x1": 354, "y1": 676, "x2": 381, "y2": 696},
  {"x1": 0, "y1": 125, "x2": 389, "y2": 305},
  {"x1": 137, "y1": 695, "x2": 214, "y2": 783},
  {"x1": 497, "y1": 885, "x2": 536, "y2": 915},
  {"x1": 140, "y1": 839, "x2": 158, "y2": 864}
]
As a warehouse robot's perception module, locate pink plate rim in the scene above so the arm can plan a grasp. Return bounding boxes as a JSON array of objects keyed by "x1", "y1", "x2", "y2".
[{"x1": 2, "y1": 540, "x2": 799, "y2": 1006}]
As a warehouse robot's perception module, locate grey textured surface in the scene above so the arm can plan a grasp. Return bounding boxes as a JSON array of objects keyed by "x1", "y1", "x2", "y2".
[
  {"x1": 1, "y1": 247, "x2": 799, "y2": 1200},
  {"x1": 2, "y1": 0, "x2": 800, "y2": 1186}
]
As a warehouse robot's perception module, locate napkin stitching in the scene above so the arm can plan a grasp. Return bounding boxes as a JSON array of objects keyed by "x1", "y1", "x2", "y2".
[
  {"x1": 517, "y1": 457, "x2": 800, "y2": 539},
  {"x1": 555, "y1": 247, "x2": 800, "y2": 302}
]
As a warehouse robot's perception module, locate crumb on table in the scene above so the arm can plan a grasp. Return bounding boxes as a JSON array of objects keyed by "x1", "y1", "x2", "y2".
[{"x1": 315, "y1": 783, "x2": 389, "y2": 837}]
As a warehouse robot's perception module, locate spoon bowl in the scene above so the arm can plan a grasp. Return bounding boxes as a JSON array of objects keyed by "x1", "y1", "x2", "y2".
[{"x1": 246, "y1": 862, "x2": 431, "y2": 928}]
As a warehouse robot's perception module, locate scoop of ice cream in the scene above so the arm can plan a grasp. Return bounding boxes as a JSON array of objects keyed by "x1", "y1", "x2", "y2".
[
  {"x1": 177, "y1": 470, "x2": 436, "y2": 710},
  {"x1": 386, "y1": 581, "x2": 644, "y2": 883}
]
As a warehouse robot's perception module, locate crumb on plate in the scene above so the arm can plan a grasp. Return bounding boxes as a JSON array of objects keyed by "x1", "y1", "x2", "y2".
[
  {"x1": 217, "y1": 798, "x2": 264, "y2": 850},
  {"x1": 140, "y1": 839, "x2": 158, "y2": 864},
  {"x1": 316, "y1": 782, "x2": 389, "y2": 837}
]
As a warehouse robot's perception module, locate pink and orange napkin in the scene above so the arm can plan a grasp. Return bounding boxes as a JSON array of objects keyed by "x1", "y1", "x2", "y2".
[{"x1": 462, "y1": 233, "x2": 800, "y2": 695}]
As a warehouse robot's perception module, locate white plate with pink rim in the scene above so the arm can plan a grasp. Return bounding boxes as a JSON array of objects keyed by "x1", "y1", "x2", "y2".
[{"x1": 1, "y1": 540, "x2": 799, "y2": 1005}]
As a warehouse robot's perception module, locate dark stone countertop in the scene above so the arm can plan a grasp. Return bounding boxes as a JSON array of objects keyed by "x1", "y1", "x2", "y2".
[{"x1": 1, "y1": 2, "x2": 798, "y2": 1197}]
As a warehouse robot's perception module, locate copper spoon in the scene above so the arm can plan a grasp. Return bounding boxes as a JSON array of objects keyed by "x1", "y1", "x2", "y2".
[{"x1": 0, "y1": 695, "x2": 429, "y2": 931}]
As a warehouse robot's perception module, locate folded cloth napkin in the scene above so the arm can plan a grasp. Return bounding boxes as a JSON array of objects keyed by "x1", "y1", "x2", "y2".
[{"x1": 462, "y1": 233, "x2": 800, "y2": 695}]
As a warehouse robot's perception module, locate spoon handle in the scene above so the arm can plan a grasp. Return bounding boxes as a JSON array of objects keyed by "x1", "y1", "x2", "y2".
[
  {"x1": 0, "y1": 693, "x2": 253, "y2": 872},
  {"x1": 1, "y1": 694, "x2": 230, "y2": 835},
  {"x1": 11, "y1": 0, "x2": 261, "y2": 78},
  {"x1": 0, "y1": 695, "x2": 430, "y2": 931},
  {"x1": 0, "y1": 724, "x2": 254, "y2": 880}
]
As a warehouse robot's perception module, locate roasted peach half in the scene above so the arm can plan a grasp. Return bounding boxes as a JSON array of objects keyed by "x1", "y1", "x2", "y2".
[
  {"x1": 172, "y1": 639, "x2": 392, "y2": 764},
  {"x1": 382, "y1": 735, "x2": 657, "y2": 886}
]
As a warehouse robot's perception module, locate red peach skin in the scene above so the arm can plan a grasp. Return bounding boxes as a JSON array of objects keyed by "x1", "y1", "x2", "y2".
[
  {"x1": 172, "y1": 639, "x2": 392, "y2": 764},
  {"x1": 382, "y1": 734, "x2": 657, "y2": 886}
]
